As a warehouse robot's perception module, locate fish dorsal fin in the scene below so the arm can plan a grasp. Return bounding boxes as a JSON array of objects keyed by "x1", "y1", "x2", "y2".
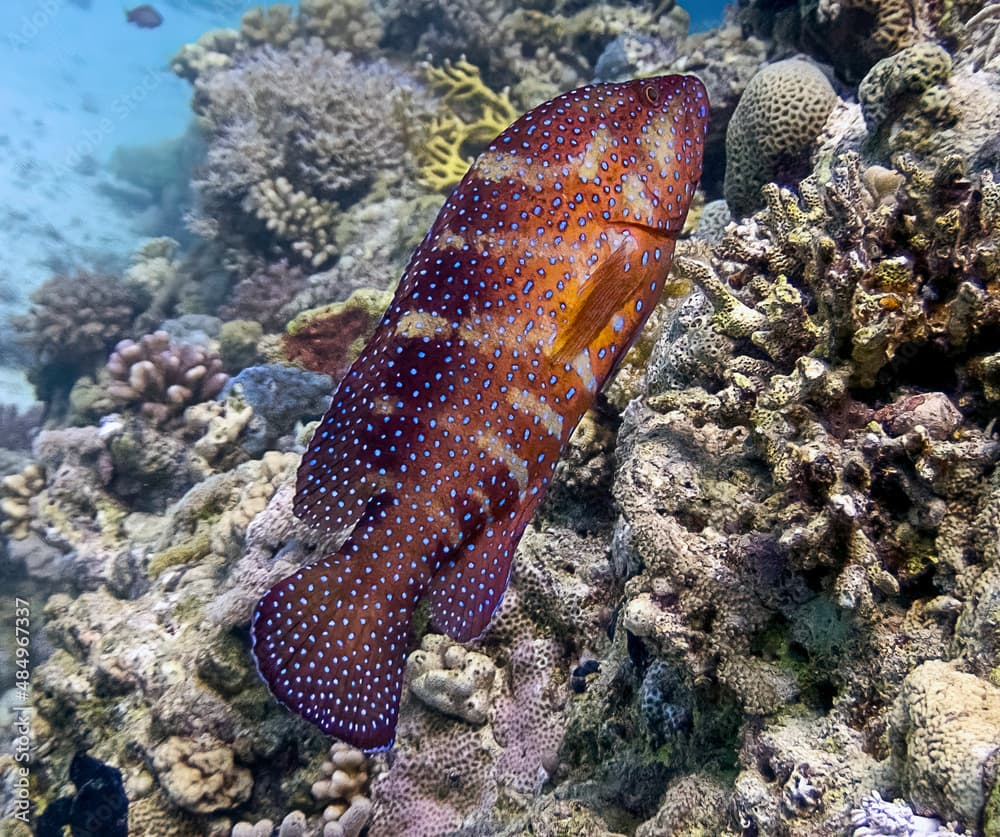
[
  {"x1": 550, "y1": 231, "x2": 676, "y2": 366},
  {"x1": 293, "y1": 331, "x2": 397, "y2": 533}
]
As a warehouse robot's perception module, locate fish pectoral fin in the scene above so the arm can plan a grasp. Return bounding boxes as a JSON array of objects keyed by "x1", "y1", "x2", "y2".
[
  {"x1": 252, "y1": 545, "x2": 432, "y2": 752},
  {"x1": 550, "y1": 234, "x2": 676, "y2": 365}
]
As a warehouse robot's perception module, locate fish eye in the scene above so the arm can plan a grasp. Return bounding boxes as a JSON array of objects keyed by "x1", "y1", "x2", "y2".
[{"x1": 643, "y1": 84, "x2": 659, "y2": 104}]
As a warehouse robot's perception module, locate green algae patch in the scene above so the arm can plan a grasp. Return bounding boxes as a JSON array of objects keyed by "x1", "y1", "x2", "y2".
[{"x1": 147, "y1": 529, "x2": 212, "y2": 579}]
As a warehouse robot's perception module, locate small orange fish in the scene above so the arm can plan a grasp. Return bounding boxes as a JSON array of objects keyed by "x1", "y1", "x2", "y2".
[
  {"x1": 125, "y1": 4, "x2": 162, "y2": 28},
  {"x1": 253, "y1": 74, "x2": 709, "y2": 750}
]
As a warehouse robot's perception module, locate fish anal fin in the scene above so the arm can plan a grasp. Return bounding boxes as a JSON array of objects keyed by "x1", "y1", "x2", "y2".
[{"x1": 427, "y1": 510, "x2": 531, "y2": 642}]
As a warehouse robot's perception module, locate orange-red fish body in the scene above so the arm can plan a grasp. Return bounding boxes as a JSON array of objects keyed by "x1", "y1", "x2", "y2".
[{"x1": 253, "y1": 74, "x2": 708, "y2": 751}]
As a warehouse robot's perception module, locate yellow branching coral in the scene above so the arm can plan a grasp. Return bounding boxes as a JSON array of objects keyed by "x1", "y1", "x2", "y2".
[{"x1": 418, "y1": 59, "x2": 518, "y2": 192}]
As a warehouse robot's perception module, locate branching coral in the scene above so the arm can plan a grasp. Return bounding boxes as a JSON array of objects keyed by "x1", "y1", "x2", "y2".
[
  {"x1": 417, "y1": 58, "x2": 518, "y2": 191},
  {"x1": 243, "y1": 177, "x2": 339, "y2": 268},
  {"x1": 407, "y1": 634, "x2": 497, "y2": 724},
  {"x1": 298, "y1": 0, "x2": 383, "y2": 54},
  {"x1": 103, "y1": 332, "x2": 228, "y2": 427},
  {"x1": 14, "y1": 271, "x2": 144, "y2": 406},
  {"x1": 189, "y1": 38, "x2": 430, "y2": 265}
]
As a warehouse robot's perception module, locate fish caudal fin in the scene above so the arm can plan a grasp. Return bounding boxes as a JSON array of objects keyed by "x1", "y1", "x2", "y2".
[{"x1": 251, "y1": 548, "x2": 433, "y2": 751}]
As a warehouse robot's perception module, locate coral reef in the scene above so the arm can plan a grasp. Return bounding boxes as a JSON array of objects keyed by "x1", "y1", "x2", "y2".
[
  {"x1": 187, "y1": 38, "x2": 431, "y2": 267},
  {"x1": 217, "y1": 364, "x2": 332, "y2": 457},
  {"x1": 218, "y1": 260, "x2": 309, "y2": 333},
  {"x1": 14, "y1": 271, "x2": 144, "y2": 407},
  {"x1": 12, "y1": 4, "x2": 1000, "y2": 837},
  {"x1": 0, "y1": 404, "x2": 42, "y2": 453}
]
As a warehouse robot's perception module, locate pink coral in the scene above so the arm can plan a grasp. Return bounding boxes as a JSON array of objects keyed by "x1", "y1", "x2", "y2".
[{"x1": 104, "y1": 332, "x2": 229, "y2": 426}]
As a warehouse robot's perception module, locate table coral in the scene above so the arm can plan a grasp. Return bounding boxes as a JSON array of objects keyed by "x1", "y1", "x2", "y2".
[
  {"x1": 724, "y1": 59, "x2": 839, "y2": 218},
  {"x1": 104, "y1": 331, "x2": 229, "y2": 427}
]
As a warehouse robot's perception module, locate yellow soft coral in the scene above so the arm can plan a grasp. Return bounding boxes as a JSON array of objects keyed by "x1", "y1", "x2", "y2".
[{"x1": 418, "y1": 59, "x2": 518, "y2": 192}]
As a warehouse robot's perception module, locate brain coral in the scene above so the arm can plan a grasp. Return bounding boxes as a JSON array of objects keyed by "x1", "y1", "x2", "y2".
[
  {"x1": 889, "y1": 660, "x2": 1000, "y2": 825},
  {"x1": 724, "y1": 59, "x2": 839, "y2": 218}
]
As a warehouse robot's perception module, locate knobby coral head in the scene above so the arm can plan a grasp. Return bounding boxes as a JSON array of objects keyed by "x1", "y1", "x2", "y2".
[{"x1": 251, "y1": 74, "x2": 708, "y2": 752}]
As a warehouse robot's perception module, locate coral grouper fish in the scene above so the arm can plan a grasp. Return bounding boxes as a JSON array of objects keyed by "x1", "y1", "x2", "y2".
[{"x1": 252, "y1": 73, "x2": 709, "y2": 750}]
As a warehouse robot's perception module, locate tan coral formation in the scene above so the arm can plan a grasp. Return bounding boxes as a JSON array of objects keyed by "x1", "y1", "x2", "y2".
[
  {"x1": 407, "y1": 634, "x2": 496, "y2": 725},
  {"x1": 152, "y1": 735, "x2": 253, "y2": 814},
  {"x1": 105, "y1": 332, "x2": 229, "y2": 427},
  {"x1": 244, "y1": 177, "x2": 339, "y2": 268},
  {"x1": 889, "y1": 660, "x2": 1000, "y2": 824},
  {"x1": 0, "y1": 463, "x2": 44, "y2": 540}
]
